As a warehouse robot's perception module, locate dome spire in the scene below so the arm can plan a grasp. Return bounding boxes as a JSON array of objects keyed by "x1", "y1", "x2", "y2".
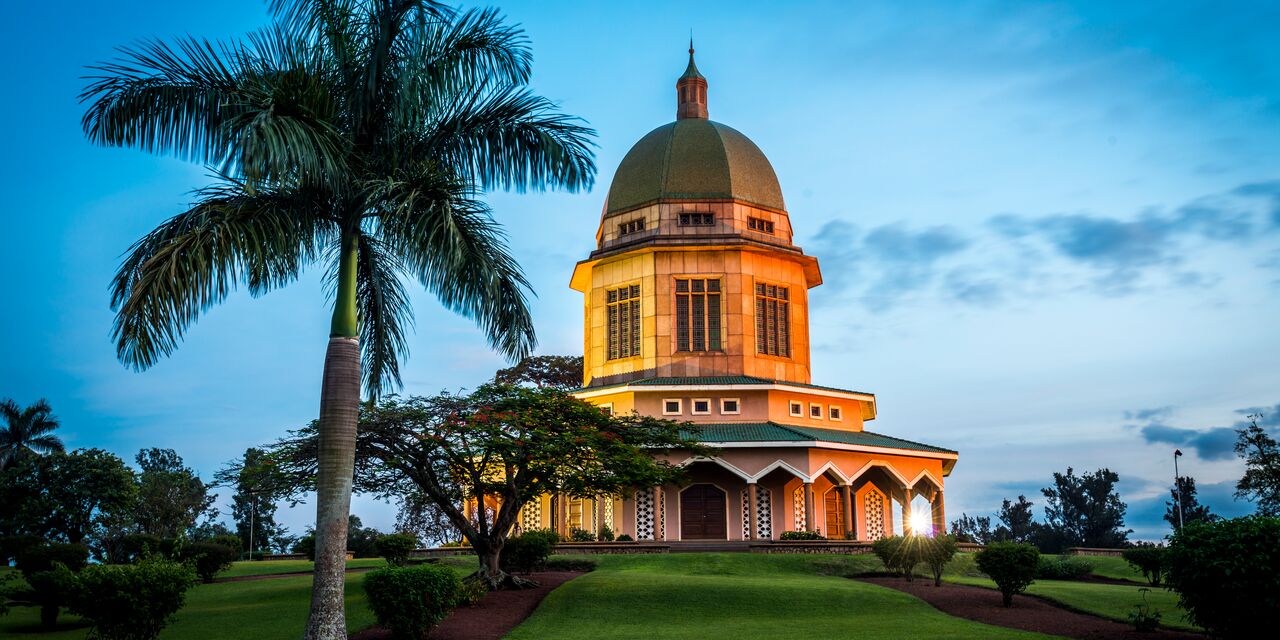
[{"x1": 676, "y1": 39, "x2": 708, "y2": 120}]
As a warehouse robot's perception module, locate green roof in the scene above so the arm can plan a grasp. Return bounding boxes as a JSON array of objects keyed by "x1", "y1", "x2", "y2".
[
  {"x1": 679, "y1": 49, "x2": 704, "y2": 80},
  {"x1": 679, "y1": 422, "x2": 956, "y2": 454},
  {"x1": 580, "y1": 375, "x2": 872, "y2": 397},
  {"x1": 604, "y1": 119, "x2": 785, "y2": 213}
]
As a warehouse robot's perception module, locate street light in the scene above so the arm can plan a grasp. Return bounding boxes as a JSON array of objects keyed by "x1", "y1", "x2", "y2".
[{"x1": 1173, "y1": 449, "x2": 1184, "y2": 530}]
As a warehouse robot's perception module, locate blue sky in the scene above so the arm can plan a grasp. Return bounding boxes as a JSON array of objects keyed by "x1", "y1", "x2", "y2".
[{"x1": 3, "y1": 0, "x2": 1279, "y2": 541}]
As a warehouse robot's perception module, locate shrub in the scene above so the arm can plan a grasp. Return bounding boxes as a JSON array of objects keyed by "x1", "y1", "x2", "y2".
[
  {"x1": 501, "y1": 532, "x2": 556, "y2": 574},
  {"x1": 0, "y1": 534, "x2": 44, "y2": 564},
  {"x1": 178, "y1": 541, "x2": 239, "y2": 583},
  {"x1": 363, "y1": 564, "x2": 462, "y2": 639},
  {"x1": 975, "y1": 542, "x2": 1040, "y2": 607},
  {"x1": 455, "y1": 580, "x2": 488, "y2": 607},
  {"x1": 20, "y1": 563, "x2": 80, "y2": 629},
  {"x1": 292, "y1": 534, "x2": 316, "y2": 561},
  {"x1": 376, "y1": 533, "x2": 418, "y2": 567},
  {"x1": 597, "y1": 525, "x2": 615, "y2": 542},
  {"x1": 872, "y1": 536, "x2": 923, "y2": 581},
  {"x1": 543, "y1": 557, "x2": 597, "y2": 572},
  {"x1": 568, "y1": 527, "x2": 595, "y2": 542},
  {"x1": 1129, "y1": 588, "x2": 1162, "y2": 632},
  {"x1": 70, "y1": 557, "x2": 197, "y2": 640},
  {"x1": 1164, "y1": 515, "x2": 1280, "y2": 636},
  {"x1": 615, "y1": 534, "x2": 634, "y2": 542},
  {"x1": 210, "y1": 534, "x2": 243, "y2": 552},
  {"x1": 1035, "y1": 556, "x2": 1093, "y2": 580},
  {"x1": 1121, "y1": 544, "x2": 1166, "y2": 586},
  {"x1": 922, "y1": 535, "x2": 958, "y2": 586},
  {"x1": 118, "y1": 534, "x2": 178, "y2": 562},
  {"x1": 16, "y1": 541, "x2": 90, "y2": 574},
  {"x1": 780, "y1": 530, "x2": 825, "y2": 541}
]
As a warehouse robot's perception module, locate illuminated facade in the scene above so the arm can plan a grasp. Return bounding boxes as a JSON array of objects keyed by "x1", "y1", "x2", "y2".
[{"x1": 527, "y1": 47, "x2": 958, "y2": 542}]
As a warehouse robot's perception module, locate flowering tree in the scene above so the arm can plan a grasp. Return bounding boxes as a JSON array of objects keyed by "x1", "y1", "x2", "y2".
[{"x1": 252, "y1": 384, "x2": 706, "y2": 588}]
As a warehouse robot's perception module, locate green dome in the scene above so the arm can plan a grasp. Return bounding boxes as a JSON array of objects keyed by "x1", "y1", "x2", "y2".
[{"x1": 605, "y1": 119, "x2": 786, "y2": 214}]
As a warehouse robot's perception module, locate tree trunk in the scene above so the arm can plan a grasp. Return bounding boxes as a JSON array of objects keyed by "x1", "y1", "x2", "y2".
[
  {"x1": 467, "y1": 539, "x2": 537, "y2": 590},
  {"x1": 305, "y1": 231, "x2": 361, "y2": 640}
]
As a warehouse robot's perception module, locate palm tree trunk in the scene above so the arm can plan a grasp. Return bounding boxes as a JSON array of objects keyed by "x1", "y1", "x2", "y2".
[{"x1": 305, "y1": 230, "x2": 361, "y2": 640}]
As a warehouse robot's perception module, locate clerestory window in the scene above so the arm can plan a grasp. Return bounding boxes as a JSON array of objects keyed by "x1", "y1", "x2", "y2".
[
  {"x1": 755, "y1": 282, "x2": 790, "y2": 357},
  {"x1": 675, "y1": 278, "x2": 722, "y2": 352},
  {"x1": 607, "y1": 284, "x2": 641, "y2": 360}
]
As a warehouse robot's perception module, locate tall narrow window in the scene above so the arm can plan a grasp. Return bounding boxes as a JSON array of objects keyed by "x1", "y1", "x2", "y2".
[
  {"x1": 755, "y1": 282, "x2": 790, "y2": 357},
  {"x1": 675, "y1": 278, "x2": 722, "y2": 352},
  {"x1": 607, "y1": 284, "x2": 641, "y2": 360}
]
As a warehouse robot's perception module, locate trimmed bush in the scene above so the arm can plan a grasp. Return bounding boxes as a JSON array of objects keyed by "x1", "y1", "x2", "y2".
[
  {"x1": 16, "y1": 541, "x2": 90, "y2": 574},
  {"x1": 597, "y1": 525, "x2": 615, "y2": 542},
  {"x1": 568, "y1": 527, "x2": 595, "y2": 542},
  {"x1": 292, "y1": 533, "x2": 316, "y2": 561},
  {"x1": 178, "y1": 541, "x2": 239, "y2": 583},
  {"x1": 1164, "y1": 515, "x2": 1280, "y2": 636},
  {"x1": 363, "y1": 564, "x2": 462, "y2": 639},
  {"x1": 922, "y1": 535, "x2": 958, "y2": 586},
  {"x1": 872, "y1": 536, "x2": 923, "y2": 581},
  {"x1": 501, "y1": 532, "x2": 556, "y2": 574},
  {"x1": 1035, "y1": 556, "x2": 1093, "y2": 580},
  {"x1": 21, "y1": 563, "x2": 80, "y2": 630},
  {"x1": 1120, "y1": 544, "x2": 1166, "y2": 586},
  {"x1": 210, "y1": 534, "x2": 243, "y2": 551},
  {"x1": 118, "y1": 534, "x2": 178, "y2": 562},
  {"x1": 0, "y1": 534, "x2": 44, "y2": 564},
  {"x1": 780, "y1": 530, "x2": 825, "y2": 541},
  {"x1": 376, "y1": 533, "x2": 418, "y2": 567},
  {"x1": 70, "y1": 556, "x2": 197, "y2": 640},
  {"x1": 975, "y1": 542, "x2": 1040, "y2": 607},
  {"x1": 615, "y1": 534, "x2": 634, "y2": 542}
]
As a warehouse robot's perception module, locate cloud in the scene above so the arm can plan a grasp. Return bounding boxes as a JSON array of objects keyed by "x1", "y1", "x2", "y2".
[
  {"x1": 1133, "y1": 402, "x2": 1280, "y2": 461},
  {"x1": 809, "y1": 220, "x2": 970, "y2": 309},
  {"x1": 810, "y1": 180, "x2": 1280, "y2": 308}
]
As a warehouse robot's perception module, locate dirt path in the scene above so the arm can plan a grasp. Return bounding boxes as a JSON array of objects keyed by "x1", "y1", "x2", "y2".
[
  {"x1": 859, "y1": 577, "x2": 1203, "y2": 640},
  {"x1": 351, "y1": 571, "x2": 583, "y2": 640}
]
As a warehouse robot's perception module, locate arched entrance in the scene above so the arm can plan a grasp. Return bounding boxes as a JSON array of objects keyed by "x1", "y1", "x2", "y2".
[
  {"x1": 680, "y1": 484, "x2": 727, "y2": 540},
  {"x1": 824, "y1": 488, "x2": 846, "y2": 539}
]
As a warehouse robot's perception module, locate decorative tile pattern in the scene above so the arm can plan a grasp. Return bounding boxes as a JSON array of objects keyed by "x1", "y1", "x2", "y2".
[
  {"x1": 756, "y1": 487, "x2": 773, "y2": 539},
  {"x1": 740, "y1": 489, "x2": 751, "y2": 539},
  {"x1": 604, "y1": 496, "x2": 615, "y2": 530},
  {"x1": 792, "y1": 486, "x2": 806, "y2": 531},
  {"x1": 520, "y1": 497, "x2": 542, "y2": 532},
  {"x1": 659, "y1": 489, "x2": 666, "y2": 540},
  {"x1": 636, "y1": 488, "x2": 655, "y2": 540},
  {"x1": 865, "y1": 489, "x2": 885, "y2": 541}
]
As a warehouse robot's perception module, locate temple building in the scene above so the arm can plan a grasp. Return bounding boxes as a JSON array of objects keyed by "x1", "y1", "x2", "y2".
[{"x1": 521, "y1": 47, "x2": 958, "y2": 542}]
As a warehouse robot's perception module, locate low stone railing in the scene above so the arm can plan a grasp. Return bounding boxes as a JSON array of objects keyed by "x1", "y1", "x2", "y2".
[
  {"x1": 1064, "y1": 547, "x2": 1126, "y2": 557},
  {"x1": 554, "y1": 542, "x2": 671, "y2": 554},
  {"x1": 750, "y1": 540, "x2": 876, "y2": 554}
]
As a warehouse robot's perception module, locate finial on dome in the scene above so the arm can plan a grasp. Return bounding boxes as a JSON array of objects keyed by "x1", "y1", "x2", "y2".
[{"x1": 676, "y1": 39, "x2": 708, "y2": 120}]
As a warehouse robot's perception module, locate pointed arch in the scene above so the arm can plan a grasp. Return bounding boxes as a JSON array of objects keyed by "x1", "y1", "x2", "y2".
[
  {"x1": 908, "y1": 469, "x2": 944, "y2": 492},
  {"x1": 847, "y1": 459, "x2": 910, "y2": 488},
  {"x1": 675, "y1": 455, "x2": 753, "y2": 482},
  {"x1": 747, "y1": 459, "x2": 810, "y2": 483},
  {"x1": 812, "y1": 460, "x2": 849, "y2": 485}
]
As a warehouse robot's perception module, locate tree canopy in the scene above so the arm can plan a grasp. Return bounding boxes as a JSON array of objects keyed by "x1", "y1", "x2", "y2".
[
  {"x1": 1040, "y1": 467, "x2": 1131, "y2": 548},
  {"x1": 492, "y1": 355, "x2": 584, "y2": 390},
  {"x1": 1234, "y1": 413, "x2": 1280, "y2": 516}
]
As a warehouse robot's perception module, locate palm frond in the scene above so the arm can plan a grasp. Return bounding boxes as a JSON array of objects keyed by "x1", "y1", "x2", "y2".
[
  {"x1": 111, "y1": 179, "x2": 333, "y2": 369},
  {"x1": 413, "y1": 85, "x2": 596, "y2": 193},
  {"x1": 371, "y1": 169, "x2": 536, "y2": 361},
  {"x1": 394, "y1": 6, "x2": 532, "y2": 100}
]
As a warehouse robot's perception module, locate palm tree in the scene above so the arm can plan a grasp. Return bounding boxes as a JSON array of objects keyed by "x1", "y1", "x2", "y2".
[
  {"x1": 0, "y1": 398, "x2": 65, "y2": 469},
  {"x1": 80, "y1": 2, "x2": 594, "y2": 637}
]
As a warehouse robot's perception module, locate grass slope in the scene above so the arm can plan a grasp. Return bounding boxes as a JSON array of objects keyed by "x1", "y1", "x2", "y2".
[
  {"x1": 508, "y1": 554, "x2": 1053, "y2": 640},
  {"x1": 944, "y1": 575, "x2": 1195, "y2": 631}
]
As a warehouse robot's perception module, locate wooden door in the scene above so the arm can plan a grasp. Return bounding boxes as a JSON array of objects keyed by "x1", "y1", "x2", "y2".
[
  {"x1": 680, "y1": 484, "x2": 727, "y2": 540},
  {"x1": 824, "y1": 489, "x2": 845, "y2": 538}
]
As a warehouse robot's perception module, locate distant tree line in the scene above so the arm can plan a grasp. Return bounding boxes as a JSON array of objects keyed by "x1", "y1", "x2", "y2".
[{"x1": 952, "y1": 411, "x2": 1280, "y2": 549}]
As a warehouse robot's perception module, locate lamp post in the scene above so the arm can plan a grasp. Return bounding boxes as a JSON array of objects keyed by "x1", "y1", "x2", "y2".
[{"x1": 1173, "y1": 449, "x2": 1184, "y2": 530}]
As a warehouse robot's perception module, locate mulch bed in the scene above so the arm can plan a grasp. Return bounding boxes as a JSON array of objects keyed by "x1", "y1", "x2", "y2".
[
  {"x1": 859, "y1": 577, "x2": 1203, "y2": 639},
  {"x1": 351, "y1": 571, "x2": 583, "y2": 640}
]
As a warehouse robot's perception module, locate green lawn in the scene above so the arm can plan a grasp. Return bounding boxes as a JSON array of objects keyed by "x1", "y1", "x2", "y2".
[
  {"x1": 1, "y1": 552, "x2": 1187, "y2": 639},
  {"x1": 508, "y1": 553, "x2": 1054, "y2": 640}
]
